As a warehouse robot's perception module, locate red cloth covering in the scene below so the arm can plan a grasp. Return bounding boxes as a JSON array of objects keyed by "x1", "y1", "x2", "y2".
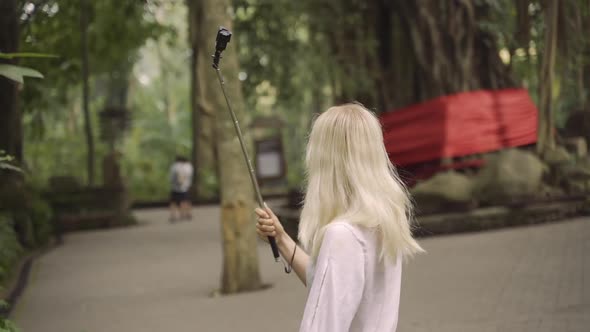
[{"x1": 380, "y1": 89, "x2": 538, "y2": 166}]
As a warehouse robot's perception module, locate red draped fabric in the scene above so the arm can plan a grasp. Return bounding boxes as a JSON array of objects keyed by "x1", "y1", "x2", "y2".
[{"x1": 380, "y1": 89, "x2": 538, "y2": 166}]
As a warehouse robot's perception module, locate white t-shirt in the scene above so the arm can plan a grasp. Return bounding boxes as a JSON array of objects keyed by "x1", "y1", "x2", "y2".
[
  {"x1": 300, "y1": 222, "x2": 403, "y2": 332},
  {"x1": 170, "y1": 161, "x2": 193, "y2": 192}
]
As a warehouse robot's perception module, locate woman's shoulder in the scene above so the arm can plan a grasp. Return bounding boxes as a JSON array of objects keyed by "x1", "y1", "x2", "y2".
[{"x1": 324, "y1": 220, "x2": 367, "y2": 246}]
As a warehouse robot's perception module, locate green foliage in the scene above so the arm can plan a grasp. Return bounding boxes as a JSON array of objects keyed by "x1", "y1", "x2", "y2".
[
  {"x1": 27, "y1": 197, "x2": 53, "y2": 247},
  {"x1": 0, "y1": 64, "x2": 43, "y2": 84},
  {"x1": 5, "y1": 201, "x2": 48, "y2": 250},
  {"x1": 0, "y1": 179, "x2": 53, "y2": 249},
  {"x1": 23, "y1": 102, "x2": 107, "y2": 186},
  {"x1": 480, "y1": 0, "x2": 590, "y2": 125},
  {"x1": 12, "y1": 213, "x2": 36, "y2": 249},
  {"x1": 19, "y1": 0, "x2": 176, "y2": 200},
  {"x1": 122, "y1": 102, "x2": 193, "y2": 201},
  {"x1": 0, "y1": 194, "x2": 50, "y2": 332},
  {"x1": 0, "y1": 215, "x2": 23, "y2": 286},
  {"x1": 0, "y1": 309, "x2": 20, "y2": 332},
  {"x1": 0, "y1": 151, "x2": 22, "y2": 174},
  {"x1": 0, "y1": 52, "x2": 57, "y2": 60},
  {"x1": 0, "y1": 52, "x2": 54, "y2": 83},
  {"x1": 14, "y1": 0, "x2": 590, "y2": 200},
  {"x1": 234, "y1": 1, "x2": 315, "y2": 107},
  {"x1": 233, "y1": 0, "x2": 322, "y2": 186},
  {"x1": 19, "y1": 0, "x2": 164, "y2": 113},
  {"x1": 122, "y1": 2, "x2": 192, "y2": 201},
  {"x1": 18, "y1": 0, "x2": 164, "y2": 178}
]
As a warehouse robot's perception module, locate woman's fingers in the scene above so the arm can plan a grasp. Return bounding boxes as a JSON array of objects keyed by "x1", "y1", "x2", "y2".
[
  {"x1": 256, "y1": 228, "x2": 276, "y2": 238},
  {"x1": 257, "y1": 218, "x2": 274, "y2": 226},
  {"x1": 256, "y1": 224, "x2": 276, "y2": 235},
  {"x1": 255, "y1": 208, "x2": 269, "y2": 219},
  {"x1": 257, "y1": 223, "x2": 275, "y2": 232},
  {"x1": 263, "y1": 203, "x2": 277, "y2": 219},
  {"x1": 255, "y1": 203, "x2": 280, "y2": 240},
  {"x1": 256, "y1": 229, "x2": 277, "y2": 238}
]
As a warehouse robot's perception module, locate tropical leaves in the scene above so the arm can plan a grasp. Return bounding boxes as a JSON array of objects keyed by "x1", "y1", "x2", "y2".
[
  {"x1": 0, "y1": 151, "x2": 22, "y2": 174},
  {"x1": 0, "y1": 300, "x2": 20, "y2": 332},
  {"x1": 0, "y1": 64, "x2": 43, "y2": 84},
  {"x1": 0, "y1": 52, "x2": 54, "y2": 84}
]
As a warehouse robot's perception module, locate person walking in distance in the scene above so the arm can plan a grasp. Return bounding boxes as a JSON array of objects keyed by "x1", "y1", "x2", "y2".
[
  {"x1": 169, "y1": 155, "x2": 193, "y2": 222},
  {"x1": 255, "y1": 103, "x2": 424, "y2": 332}
]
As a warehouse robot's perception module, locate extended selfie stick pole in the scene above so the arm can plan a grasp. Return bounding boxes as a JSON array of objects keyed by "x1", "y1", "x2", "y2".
[{"x1": 212, "y1": 26, "x2": 281, "y2": 262}]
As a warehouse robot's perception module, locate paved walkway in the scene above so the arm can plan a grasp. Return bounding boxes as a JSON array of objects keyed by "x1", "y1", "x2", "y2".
[{"x1": 11, "y1": 207, "x2": 590, "y2": 332}]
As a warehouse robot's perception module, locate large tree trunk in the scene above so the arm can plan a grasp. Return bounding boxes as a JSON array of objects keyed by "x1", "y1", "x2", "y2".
[
  {"x1": 154, "y1": 44, "x2": 176, "y2": 124},
  {"x1": 188, "y1": 28, "x2": 200, "y2": 197},
  {"x1": 311, "y1": 0, "x2": 516, "y2": 111},
  {"x1": 394, "y1": 0, "x2": 515, "y2": 105},
  {"x1": 537, "y1": 0, "x2": 559, "y2": 153},
  {"x1": 81, "y1": 0, "x2": 95, "y2": 185},
  {"x1": 0, "y1": 0, "x2": 22, "y2": 161},
  {"x1": 188, "y1": 0, "x2": 262, "y2": 293},
  {"x1": 581, "y1": 0, "x2": 590, "y2": 111},
  {"x1": 188, "y1": 0, "x2": 219, "y2": 200}
]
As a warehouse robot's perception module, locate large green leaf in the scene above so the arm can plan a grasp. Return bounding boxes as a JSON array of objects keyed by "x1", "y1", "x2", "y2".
[
  {"x1": 0, "y1": 163, "x2": 23, "y2": 173},
  {"x1": 0, "y1": 151, "x2": 22, "y2": 173},
  {"x1": 0, "y1": 64, "x2": 44, "y2": 84}
]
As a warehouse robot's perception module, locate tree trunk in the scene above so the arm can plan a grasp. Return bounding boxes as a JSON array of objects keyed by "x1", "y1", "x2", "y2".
[
  {"x1": 81, "y1": 0, "x2": 95, "y2": 185},
  {"x1": 155, "y1": 44, "x2": 176, "y2": 124},
  {"x1": 187, "y1": 0, "x2": 219, "y2": 200},
  {"x1": 105, "y1": 69, "x2": 130, "y2": 110},
  {"x1": 0, "y1": 0, "x2": 22, "y2": 161},
  {"x1": 571, "y1": 0, "x2": 585, "y2": 110},
  {"x1": 393, "y1": 0, "x2": 516, "y2": 107},
  {"x1": 581, "y1": 0, "x2": 590, "y2": 110},
  {"x1": 537, "y1": 0, "x2": 559, "y2": 153},
  {"x1": 312, "y1": 0, "x2": 516, "y2": 111},
  {"x1": 188, "y1": 0, "x2": 262, "y2": 293},
  {"x1": 187, "y1": 1, "x2": 199, "y2": 198}
]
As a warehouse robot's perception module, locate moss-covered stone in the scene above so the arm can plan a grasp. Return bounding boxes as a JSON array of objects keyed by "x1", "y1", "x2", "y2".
[
  {"x1": 473, "y1": 149, "x2": 547, "y2": 205},
  {"x1": 562, "y1": 137, "x2": 588, "y2": 158},
  {"x1": 543, "y1": 146, "x2": 573, "y2": 166},
  {"x1": 411, "y1": 171, "x2": 476, "y2": 214},
  {"x1": 554, "y1": 157, "x2": 590, "y2": 194}
]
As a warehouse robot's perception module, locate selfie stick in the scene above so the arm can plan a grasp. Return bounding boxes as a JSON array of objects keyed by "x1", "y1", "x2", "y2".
[{"x1": 212, "y1": 26, "x2": 281, "y2": 262}]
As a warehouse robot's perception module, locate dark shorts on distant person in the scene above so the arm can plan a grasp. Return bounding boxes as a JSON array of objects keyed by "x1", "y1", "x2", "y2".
[{"x1": 170, "y1": 191, "x2": 189, "y2": 205}]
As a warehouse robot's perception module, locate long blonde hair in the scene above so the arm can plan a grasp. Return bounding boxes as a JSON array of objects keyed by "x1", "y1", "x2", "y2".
[{"x1": 298, "y1": 103, "x2": 423, "y2": 261}]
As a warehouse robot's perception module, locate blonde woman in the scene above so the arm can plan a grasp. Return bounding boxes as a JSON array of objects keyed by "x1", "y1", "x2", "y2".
[{"x1": 255, "y1": 103, "x2": 423, "y2": 332}]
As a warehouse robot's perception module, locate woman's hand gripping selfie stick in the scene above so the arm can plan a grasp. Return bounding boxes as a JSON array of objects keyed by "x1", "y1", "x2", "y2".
[{"x1": 212, "y1": 26, "x2": 281, "y2": 263}]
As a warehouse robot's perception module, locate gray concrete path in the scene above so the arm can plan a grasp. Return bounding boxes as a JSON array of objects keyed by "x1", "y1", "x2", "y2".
[{"x1": 11, "y1": 207, "x2": 590, "y2": 332}]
